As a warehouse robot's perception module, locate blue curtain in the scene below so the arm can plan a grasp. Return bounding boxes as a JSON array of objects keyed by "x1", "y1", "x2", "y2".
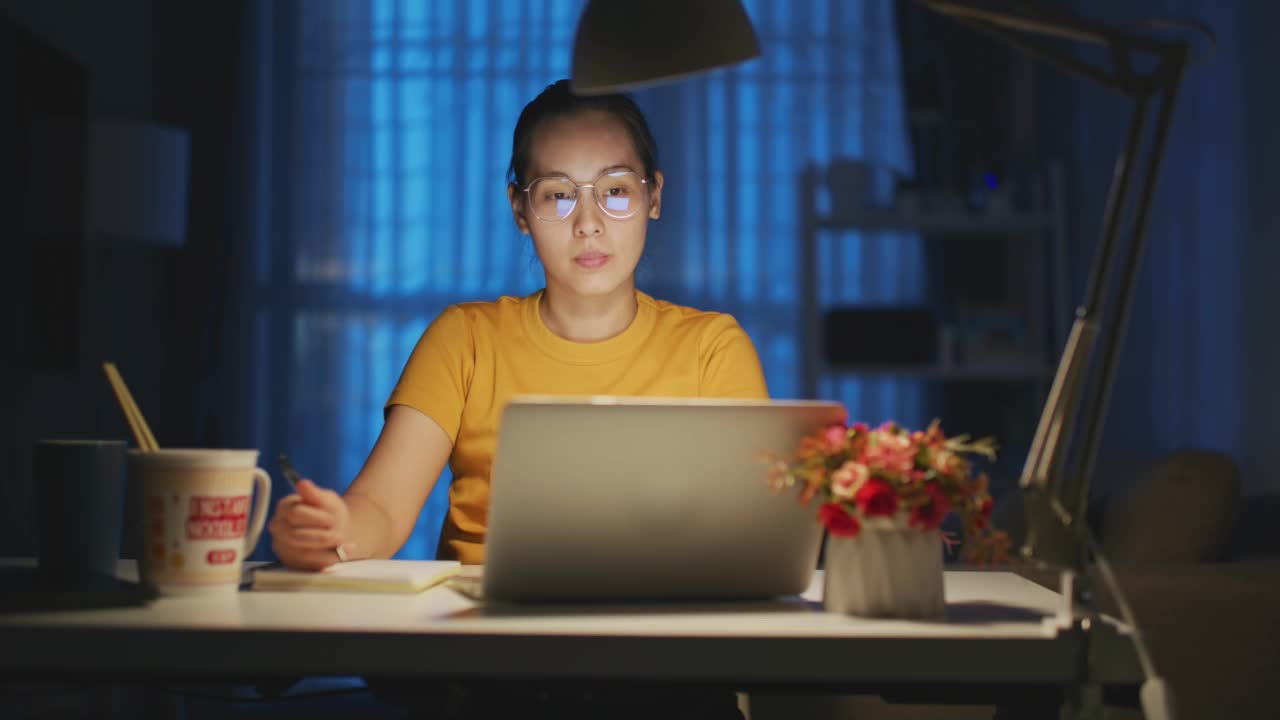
[{"x1": 258, "y1": 0, "x2": 922, "y2": 558}]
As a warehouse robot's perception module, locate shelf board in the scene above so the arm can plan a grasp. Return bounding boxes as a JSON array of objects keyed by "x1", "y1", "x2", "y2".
[
  {"x1": 821, "y1": 363, "x2": 1053, "y2": 382},
  {"x1": 815, "y1": 210, "x2": 1055, "y2": 235}
]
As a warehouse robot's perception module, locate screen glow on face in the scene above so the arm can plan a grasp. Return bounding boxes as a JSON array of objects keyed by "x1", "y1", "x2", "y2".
[{"x1": 525, "y1": 169, "x2": 646, "y2": 222}]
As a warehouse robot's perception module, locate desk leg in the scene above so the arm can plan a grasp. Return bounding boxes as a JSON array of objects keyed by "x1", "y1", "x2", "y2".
[{"x1": 1067, "y1": 681, "x2": 1105, "y2": 720}]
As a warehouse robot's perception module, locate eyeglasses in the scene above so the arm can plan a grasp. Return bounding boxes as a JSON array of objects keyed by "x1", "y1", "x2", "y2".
[{"x1": 520, "y1": 169, "x2": 649, "y2": 222}]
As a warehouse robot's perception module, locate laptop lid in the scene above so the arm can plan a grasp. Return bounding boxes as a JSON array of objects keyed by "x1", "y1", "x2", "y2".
[{"x1": 482, "y1": 396, "x2": 846, "y2": 602}]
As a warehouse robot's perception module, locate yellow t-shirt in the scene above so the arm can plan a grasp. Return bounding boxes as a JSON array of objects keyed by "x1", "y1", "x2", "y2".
[{"x1": 385, "y1": 289, "x2": 769, "y2": 564}]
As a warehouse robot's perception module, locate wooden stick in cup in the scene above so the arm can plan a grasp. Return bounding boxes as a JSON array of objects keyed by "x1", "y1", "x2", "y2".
[{"x1": 102, "y1": 362, "x2": 160, "y2": 452}]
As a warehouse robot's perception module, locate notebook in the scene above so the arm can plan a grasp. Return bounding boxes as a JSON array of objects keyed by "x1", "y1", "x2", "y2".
[
  {"x1": 250, "y1": 559, "x2": 461, "y2": 594},
  {"x1": 482, "y1": 396, "x2": 846, "y2": 602}
]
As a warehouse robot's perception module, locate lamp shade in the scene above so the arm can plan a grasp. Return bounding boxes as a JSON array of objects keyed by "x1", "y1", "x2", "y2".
[
  {"x1": 86, "y1": 120, "x2": 191, "y2": 247},
  {"x1": 571, "y1": 0, "x2": 762, "y2": 95}
]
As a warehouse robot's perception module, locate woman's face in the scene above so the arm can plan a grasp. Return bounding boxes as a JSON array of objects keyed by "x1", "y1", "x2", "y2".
[{"x1": 508, "y1": 110, "x2": 663, "y2": 301}]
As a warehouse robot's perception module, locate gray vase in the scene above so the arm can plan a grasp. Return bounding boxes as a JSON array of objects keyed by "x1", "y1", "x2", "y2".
[{"x1": 822, "y1": 519, "x2": 946, "y2": 619}]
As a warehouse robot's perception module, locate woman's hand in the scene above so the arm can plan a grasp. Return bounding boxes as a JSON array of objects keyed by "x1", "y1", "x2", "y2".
[{"x1": 268, "y1": 478, "x2": 356, "y2": 571}]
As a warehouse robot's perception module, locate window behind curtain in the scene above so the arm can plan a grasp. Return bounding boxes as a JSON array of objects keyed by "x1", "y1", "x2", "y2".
[{"x1": 259, "y1": 0, "x2": 923, "y2": 559}]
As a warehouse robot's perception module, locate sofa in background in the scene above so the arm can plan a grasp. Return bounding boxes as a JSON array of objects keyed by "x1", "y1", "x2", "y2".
[
  {"x1": 1010, "y1": 449, "x2": 1280, "y2": 720},
  {"x1": 749, "y1": 449, "x2": 1280, "y2": 720}
]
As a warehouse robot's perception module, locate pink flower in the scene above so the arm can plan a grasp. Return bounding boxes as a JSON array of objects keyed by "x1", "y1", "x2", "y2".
[
  {"x1": 821, "y1": 424, "x2": 848, "y2": 454},
  {"x1": 853, "y1": 478, "x2": 899, "y2": 517},
  {"x1": 909, "y1": 482, "x2": 951, "y2": 530},
  {"x1": 830, "y1": 460, "x2": 869, "y2": 499},
  {"x1": 819, "y1": 503, "x2": 860, "y2": 537},
  {"x1": 863, "y1": 441, "x2": 916, "y2": 476}
]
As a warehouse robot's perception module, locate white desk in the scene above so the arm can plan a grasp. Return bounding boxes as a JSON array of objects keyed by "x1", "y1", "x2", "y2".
[{"x1": 0, "y1": 561, "x2": 1141, "y2": 695}]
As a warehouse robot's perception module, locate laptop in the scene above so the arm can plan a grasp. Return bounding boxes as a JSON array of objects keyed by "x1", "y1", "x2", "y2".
[{"x1": 481, "y1": 396, "x2": 846, "y2": 603}]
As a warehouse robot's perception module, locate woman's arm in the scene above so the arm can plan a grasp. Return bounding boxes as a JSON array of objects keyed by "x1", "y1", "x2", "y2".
[
  {"x1": 342, "y1": 403, "x2": 453, "y2": 559},
  {"x1": 269, "y1": 404, "x2": 452, "y2": 570}
]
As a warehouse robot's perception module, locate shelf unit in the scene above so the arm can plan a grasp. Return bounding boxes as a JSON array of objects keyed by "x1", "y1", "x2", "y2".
[{"x1": 799, "y1": 162, "x2": 1068, "y2": 400}]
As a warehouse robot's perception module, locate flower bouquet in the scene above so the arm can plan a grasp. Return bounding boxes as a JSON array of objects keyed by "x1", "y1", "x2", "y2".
[{"x1": 765, "y1": 419, "x2": 1011, "y2": 616}]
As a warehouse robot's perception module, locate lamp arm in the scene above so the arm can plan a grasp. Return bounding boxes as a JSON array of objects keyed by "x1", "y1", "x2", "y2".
[
  {"x1": 1077, "y1": 97, "x2": 1151, "y2": 317},
  {"x1": 920, "y1": 0, "x2": 1183, "y2": 56},
  {"x1": 924, "y1": 0, "x2": 1191, "y2": 555},
  {"x1": 938, "y1": 11, "x2": 1135, "y2": 95},
  {"x1": 1031, "y1": 97, "x2": 1152, "y2": 526},
  {"x1": 1016, "y1": 70, "x2": 1154, "y2": 557},
  {"x1": 1018, "y1": 312, "x2": 1096, "y2": 567},
  {"x1": 1019, "y1": 313, "x2": 1092, "y2": 491},
  {"x1": 1066, "y1": 52, "x2": 1187, "y2": 523}
]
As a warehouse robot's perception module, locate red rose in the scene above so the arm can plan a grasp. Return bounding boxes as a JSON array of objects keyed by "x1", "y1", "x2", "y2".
[
  {"x1": 909, "y1": 482, "x2": 951, "y2": 530},
  {"x1": 819, "y1": 503, "x2": 860, "y2": 537},
  {"x1": 853, "y1": 478, "x2": 899, "y2": 517}
]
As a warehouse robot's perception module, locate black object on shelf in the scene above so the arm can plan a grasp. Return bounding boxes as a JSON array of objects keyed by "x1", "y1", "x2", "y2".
[{"x1": 822, "y1": 308, "x2": 938, "y2": 366}]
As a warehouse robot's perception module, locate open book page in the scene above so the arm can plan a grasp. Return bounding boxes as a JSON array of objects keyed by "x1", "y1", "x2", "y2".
[{"x1": 251, "y1": 559, "x2": 461, "y2": 593}]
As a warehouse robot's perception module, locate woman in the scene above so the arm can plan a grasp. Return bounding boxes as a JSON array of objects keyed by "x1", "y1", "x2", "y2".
[
  {"x1": 270, "y1": 78, "x2": 758, "y2": 720},
  {"x1": 269, "y1": 79, "x2": 768, "y2": 572}
]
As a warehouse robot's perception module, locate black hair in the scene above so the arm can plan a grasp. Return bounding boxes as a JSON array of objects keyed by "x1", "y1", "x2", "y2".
[{"x1": 507, "y1": 79, "x2": 659, "y2": 188}]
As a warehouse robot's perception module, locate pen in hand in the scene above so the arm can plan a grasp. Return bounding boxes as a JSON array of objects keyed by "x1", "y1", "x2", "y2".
[
  {"x1": 277, "y1": 454, "x2": 350, "y2": 563},
  {"x1": 278, "y1": 453, "x2": 302, "y2": 490}
]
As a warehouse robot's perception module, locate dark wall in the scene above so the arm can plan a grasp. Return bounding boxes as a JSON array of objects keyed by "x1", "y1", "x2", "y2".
[
  {"x1": 1243, "y1": 0, "x2": 1280, "y2": 495},
  {"x1": 1, "y1": 0, "x2": 253, "y2": 556},
  {"x1": 2, "y1": 0, "x2": 160, "y2": 557}
]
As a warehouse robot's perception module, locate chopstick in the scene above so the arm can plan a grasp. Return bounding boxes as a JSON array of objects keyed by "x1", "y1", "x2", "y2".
[{"x1": 102, "y1": 362, "x2": 160, "y2": 452}]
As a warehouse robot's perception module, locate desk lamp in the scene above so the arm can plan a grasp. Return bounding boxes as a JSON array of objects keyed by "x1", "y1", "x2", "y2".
[{"x1": 572, "y1": 2, "x2": 1212, "y2": 719}]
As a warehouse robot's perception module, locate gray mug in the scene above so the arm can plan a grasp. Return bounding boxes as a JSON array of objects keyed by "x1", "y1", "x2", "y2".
[{"x1": 34, "y1": 439, "x2": 128, "y2": 579}]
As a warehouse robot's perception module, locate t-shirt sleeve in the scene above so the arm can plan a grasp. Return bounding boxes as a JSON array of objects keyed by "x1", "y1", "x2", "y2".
[
  {"x1": 385, "y1": 305, "x2": 473, "y2": 443},
  {"x1": 698, "y1": 314, "x2": 770, "y2": 399}
]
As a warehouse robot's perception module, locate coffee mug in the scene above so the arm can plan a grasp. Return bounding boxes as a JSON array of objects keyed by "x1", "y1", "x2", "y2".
[
  {"x1": 34, "y1": 439, "x2": 128, "y2": 579},
  {"x1": 129, "y1": 449, "x2": 271, "y2": 595}
]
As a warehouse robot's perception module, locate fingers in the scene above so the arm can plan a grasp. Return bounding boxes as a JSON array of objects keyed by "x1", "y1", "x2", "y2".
[
  {"x1": 279, "y1": 502, "x2": 334, "y2": 529},
  {"x1": 277, "y1": 526, "x2": 343, "y2": 549},
  {"x1": 295, "y1": 479, "x2": 343, "y2": 512},
  {"x1": 269, "y1": 541, "x2": 359, "y2": 572},
  {"x1": 269, "y1": 520, "x2": 343, "y2": 566},
  {"x1": 272, "y1": 495, "x2": 336, "y2": 531},
  {"x1": 269, "y1": 479, "x2": 353, "y2": 571},
  {"x1": 270, "y1": 504, "x2": 342, "y2": 545},
  {"x1": 270, "y1": 543, "x2": 341, "y2": 572}
]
